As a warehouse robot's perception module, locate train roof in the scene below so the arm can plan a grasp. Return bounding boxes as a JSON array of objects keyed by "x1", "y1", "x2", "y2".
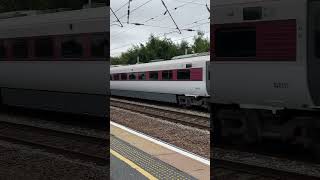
[
  {"x1": 0, "y1": 6, "x2": 109, "y2": 38},
  {"x1": 110, "y1": 55, "x2": 209, "y2": 72}
]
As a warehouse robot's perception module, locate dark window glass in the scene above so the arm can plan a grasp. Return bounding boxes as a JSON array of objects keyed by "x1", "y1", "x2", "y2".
[
  {"x1": 215, "y1": 28, "x2": 256, "y2": 58},
  {"x1": 121, "y1": 73, "x2": 127, "y2": 80},
  {"x1": 315, "y1": 14, "x2": 320, "y2": 58},
  {"x1": 35, "y1": 37, "x2": 53, "y2": 57},
  {"x1": 186, "y1": 64, "x2": 192, "y2": 68},
  {"x1": 129, "y1": 73, "x2": 136, "y2": 80},
  {"x1": 243, "y1": 7, "x2": 262, "y2": 20},
  {"x1": 162, "y1": 70, "x2": 173, "y2": 80},
  {"x1": 12, "y1": 39, "x2": 28, "y2": 58},
  {"x1": 110, "y1": 75, "x2": 113, "y2": 80},
  {"x1": 114, "y1": 74, "x2": 120, "y2": 80},
  {"x1": 91, "y1": 34, "x2": 107, "y2": 57},
  {"x1": 149, "y1": 71, "x2": 158, "y2": 80},
  {"x1": 0, "y1": 41, "x2": 5, "y2": 58},
  {"x1": 138, "y1": 72, "x2": 146, "y2": 80},
  {"x1": 177, "y1": 69, "x2": 190, "y2": 80},
  {"x1": 61, "y1": 36, "x2": 83, "y2": 58},
  {"x1": 316, "y1": 30, "x2": 320, "y2": 58}
]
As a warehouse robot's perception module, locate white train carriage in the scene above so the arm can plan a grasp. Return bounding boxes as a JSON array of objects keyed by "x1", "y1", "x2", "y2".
[
  {"x1": 110, "y1": 54, "x2": 210, "y2": 108},
  {"x1": 211, "y1": 0, "x2": 320, "y2": 149},
  {"x1": 0, "y1": 6, "x2": 109, "y2": 118}
]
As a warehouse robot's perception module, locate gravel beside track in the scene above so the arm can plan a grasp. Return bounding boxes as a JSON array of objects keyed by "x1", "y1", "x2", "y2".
[
  {"x1": 111, "y1": 97, "x2": 210, "y2": 117},
  {"x1": 0, "y1": 112, "x2": 106, "y2": 139},
  {"x1": 0, "y1": 139, "x2": 108, "y2": 179},
  {"x1": 110, "y1": 106, "x2": 210, "y2": 159},
  {"x1": 0, "y1": 120, "x2": 108, "y2": 166},
  {"x1": 0, "y1": 110, "x2": 108, "y2": 179},
  {"x1": 111, "y1": 98, "x2": 210, "y2": 130},
  {"x1": 213, "y1": 148, "x2": 320, "y2": 179}
]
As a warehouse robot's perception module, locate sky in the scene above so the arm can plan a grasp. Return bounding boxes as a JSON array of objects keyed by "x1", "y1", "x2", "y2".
[{"x1": 110, "y1": 0, "x2": 210, "y2": 57}]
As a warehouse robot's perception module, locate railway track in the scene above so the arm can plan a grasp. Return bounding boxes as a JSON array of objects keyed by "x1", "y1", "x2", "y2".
[
  {"x1": 213, "y1": 158, "x2": 320, "y2": 180},
  {"x1": 110, "y1": 98, "x2": 210, "y2": 130},
  {"x1": 0, "y1": 120, "x2": 108, "y2": 166}
]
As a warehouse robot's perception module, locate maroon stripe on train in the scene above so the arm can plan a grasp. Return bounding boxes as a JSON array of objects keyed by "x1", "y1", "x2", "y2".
[
  {"x1": 256, "y1": 20, "x2": 296, "y2": 61},
  {"x1": 112, "y1": 68, "x2": 203, "y2": 81},
  {"x1": 213, "y1": 19, "x2": 297, "y2": 61},
  {"x1": 158, "y1": 71, "x2": 163, "y2": 81},
  {"x1": 190, "y1": 68, "x2": 203, "y2": 81},
  {"x1": 146, "y1": 72, "x2": 150, "y2": 80},
  {"x1": 172, "y1": 69, "x2": 178, "y2": 81},
  {"x1": 0, "y1": 32, "x2": 107, "y2": 61}
]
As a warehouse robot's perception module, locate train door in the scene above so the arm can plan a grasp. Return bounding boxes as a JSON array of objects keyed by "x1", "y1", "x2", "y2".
[{"x1": 307, "y1": 1, "x2": 320, "y2": 106}]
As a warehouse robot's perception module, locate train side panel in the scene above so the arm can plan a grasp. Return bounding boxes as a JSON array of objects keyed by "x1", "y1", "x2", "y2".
[
  {"x1": 211, "y1": 0, "x2": 314, "y2": 110},
  {"x1": 0, "y1": 7, "x2": 109, "y2": 118}
]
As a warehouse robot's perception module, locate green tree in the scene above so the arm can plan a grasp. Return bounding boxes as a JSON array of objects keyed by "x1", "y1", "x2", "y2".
[
  {"x1": 192, "y1": 31, "x2": 210, "y2": 53},
  {"x1": 111, "y1": 33, "x2": 210, "y2": 65},
  {"x1": 177, "y1": 40, "x2": 192, "y2": 55}
]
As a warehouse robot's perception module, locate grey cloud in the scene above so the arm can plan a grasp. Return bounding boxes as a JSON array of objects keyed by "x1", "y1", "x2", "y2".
[{"x1": 111, "y1": 0, "x2": 210, "y2": 56}]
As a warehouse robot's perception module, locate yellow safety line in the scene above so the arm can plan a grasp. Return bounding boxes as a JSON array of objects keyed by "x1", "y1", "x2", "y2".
[{"x1": 110, "y1": 149, "x2": 158, "y2": 180}]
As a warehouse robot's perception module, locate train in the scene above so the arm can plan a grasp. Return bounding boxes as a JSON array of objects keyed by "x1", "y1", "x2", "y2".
[
  {"x1": 110, "y1": 53, "x2": 210, "y2": 108},
  {"x1": 0, "y1": 5, "x2": 109, "y2": 118},
  {"x1": 211, "y1": 0, "x2": 320, "y2": 153}
]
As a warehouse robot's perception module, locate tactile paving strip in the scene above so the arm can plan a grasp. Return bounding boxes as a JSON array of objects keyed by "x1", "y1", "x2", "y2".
[{"x1": 110, "y1": 135, "x2": 197, "y2": 180}]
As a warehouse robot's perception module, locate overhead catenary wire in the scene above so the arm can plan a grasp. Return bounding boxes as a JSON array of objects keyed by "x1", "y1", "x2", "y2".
[
  {"x1": 111, "y1": 19, "x2": 209, "y2": 51},
  {"x1": 163, "y1": 21, "x2": 209, "y2": 35},
  {"x1": 160, "y1": 0, "x2": 181, "y2": 34},
  {"x1": 111, "y1": 30, "x2": 209, "y2": 52},
  {"x1": 111, "y1": 0, "x2": 208, "y2": 37},
  {"x1": 110, "y1": 0, "x2": 210, "y2": 55},
  {"x1": 146, "y1": 0, "x2": 203, "y2": 24},
  {"x1": 111, "y1": 31, "x2": 209, "y2": 56},
  {"x1": 110, "y1": 8, "x2": 124, "y2": 27},
  {"x1": 114, "y1": 1, "x2": 129, "y2": 13},
  {"x1": 171, "y1": 0, "x2": 207, "y2": 6},
  {"x1": 112, "y1": 0, "x2": 154, "y2": 23},
  {"x1": 111, "y1": 15, "x2": 208, "y2": 38}
]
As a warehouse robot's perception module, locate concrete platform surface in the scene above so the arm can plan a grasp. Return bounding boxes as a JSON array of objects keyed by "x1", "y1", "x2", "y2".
[{"x1": 110, "y1": 122, "x2": 210, "y2": 180}]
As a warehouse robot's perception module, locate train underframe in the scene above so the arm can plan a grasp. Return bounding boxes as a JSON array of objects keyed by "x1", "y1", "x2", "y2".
[
  {"x1": 212, "y1": 104, "x2": 320, "y2": 156},
  {"x1": 111, "y1": 89, "x2": 209, "y2": 109},
  {"x1": 0, "y1": 88, "x2": 108, "y2": 119},
  {"x1": 177, "y1": 95, "x2": 209, "y2": 109}
]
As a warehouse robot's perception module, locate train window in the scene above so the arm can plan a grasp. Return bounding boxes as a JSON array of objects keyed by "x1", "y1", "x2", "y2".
[
  {"x1": 110, "y1": 75, "x2": 113, "y2": 80},
  {"x1": 129, "y1": 73, "x2": 136, "y2": 80},
  {"x1": 121, "y1": 73, "x2": 127, "y2": 80},
  {"x1": 91, "y1": 34, "x2": 107, "y2": 57},
  {"x1": 162, "y1": 70, "x2": 173, "y2": 80},
  {"x1": 149, "y1": 71, "x2": 158, "y2": 80},
  {"x1": 316, "y1": 30, "x2": 320, "y2": 58},
  {"x1": 243, "y1": 7, "x2": 262, "y2": 21},
  {"x1": 138, "y1": 72, "x2": 146, "y2": 80},
  {"x1": 61, "y1": 36, "x2": 83, "y2": 58},
  {"x1": 215, "y1": 27, "x2": 256, "y2": 58},
  {"x1": 186, "y1": 64, "x2": 192, "y2": 68},
  {"x1": 315, "y1": 14, "x2": 320, "y2": 58},
  {"x1": 177, "y1": 69, "x2": 190, "y2": 80},
  {"x1": 12, "y1": 39, "x2": 28, "y2": 58},
  {"x1": 0, "y1": 41, "x2": 5, "y2": 58},
  {"x1": 114, "y1": 74, "x2": 120, "y2": 80},
  {"x1": 35, "y1": 37, "x2": 53, "y2": 57}
]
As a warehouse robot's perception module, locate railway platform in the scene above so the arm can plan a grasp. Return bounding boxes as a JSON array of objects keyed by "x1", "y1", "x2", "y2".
[{"x1": 110, "y1": 121, "x2": 210, "y2": 180}]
